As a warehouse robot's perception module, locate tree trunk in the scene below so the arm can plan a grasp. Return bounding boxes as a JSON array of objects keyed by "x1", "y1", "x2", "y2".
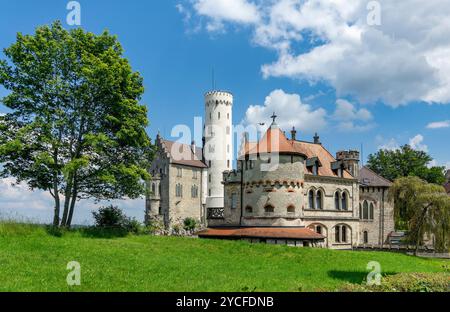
[
  {"x1": 66, "y1": 174, "x2": 78, "y2": 228},
  {"x1": 52, "y1": 178, "x2": 61, "y2": 227},
  {"x1": 60, "y1": 173, "x2": 74, "y2": 227}
]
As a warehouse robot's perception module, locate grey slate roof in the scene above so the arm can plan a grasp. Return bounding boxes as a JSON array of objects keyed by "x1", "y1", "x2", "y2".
[
  {"x1": 160, "y1": 139, "x2": 207, "y2": 168},
  {"x1": 358, "y1": 166, "x2": 392, "y2": 187}
]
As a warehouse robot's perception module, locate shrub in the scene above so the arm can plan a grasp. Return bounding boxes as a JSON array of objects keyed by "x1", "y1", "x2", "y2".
[
  {"x1": 93, "y1": 205, "x2": 126, "y2": 228},
  {"x1": 341, "y1": 272, "x2": 450, "y2": 292},
  {"x1": 183, "y1": 217, "x2": 197, "y2": 232},
  {"x1": 92, "y1": 205, "x2": 143, "y2": 235}
]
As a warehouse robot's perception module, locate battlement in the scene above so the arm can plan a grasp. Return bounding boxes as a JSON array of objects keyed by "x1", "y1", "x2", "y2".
[
  {"x1": 336, "y1": 150, "x2": 360, "y2": 161},
  {"x1": 205, "y1": 91, "x2": 233, "y2": 106}
]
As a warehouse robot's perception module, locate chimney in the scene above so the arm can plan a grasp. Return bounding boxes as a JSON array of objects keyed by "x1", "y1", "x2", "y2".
[
  {"x1": 191, "y1": 141, "x2": 196, "y2": 160},
  {"x1": 291, "y1": 127, "x2": 297, "y2": 141},
  {"x1": 314, "y1": 133, "x2": 321, "y2": 144}
]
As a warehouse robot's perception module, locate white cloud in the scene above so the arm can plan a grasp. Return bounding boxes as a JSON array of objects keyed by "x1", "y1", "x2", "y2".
[
  {"x1": 191, "y1": 0, "x2": 260, "y2": 32},
  {"x1": 426, "y1": 120, "x2": 450, "y2": 129},
  {"x1": 409, "y1": 134, "x2": 428, "y2": 152},
  {"x1": 377, "y1": 138, "x2": 400, "y2": 151},
  {"x1": 333, "y1": 99, "x2": 374, "y2": 131},
  {"x1": 185, "y1": 0, "x2": 450, "y2": 106},
  {"x1": 242, "y1": 89, "x2": 327, "y2": 134}
]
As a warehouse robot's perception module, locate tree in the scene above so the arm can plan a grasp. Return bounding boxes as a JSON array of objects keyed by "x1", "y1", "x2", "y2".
[
  {"x1": 389, "y1": 177, "x2": 450, "y2": 254},
  {"x1": 0, "y1": 21, "x2": 154, "y2": 227},
  {"x1": 367, "y1": 145, "x2": 446, "y2": 185}
]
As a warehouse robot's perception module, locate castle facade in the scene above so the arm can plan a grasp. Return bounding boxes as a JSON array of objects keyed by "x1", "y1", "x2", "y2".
[{"x1": 146, "y1": 90, "x2": 395, "y2": 249}]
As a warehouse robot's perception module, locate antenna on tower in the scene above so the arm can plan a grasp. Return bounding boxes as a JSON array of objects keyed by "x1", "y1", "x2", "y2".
[{"x1": 211, "y1": 68, "x2": 216, "y2": 90}]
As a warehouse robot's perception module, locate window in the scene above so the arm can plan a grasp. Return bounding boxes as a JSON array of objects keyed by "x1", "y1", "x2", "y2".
[
  {"x1": 341, "y1": 226, "x2": 347, "y2": 243},
  {"x1": 316, "y1": 225, "x2": 322, "y2": 234},
  {"x1": 177, "y1": 168, "x2": 182, "y2": 178},
  {"x1": 209, "y1": 174, "x2": 212, "y2": 183},
  {"x1": 191, "y1": 185, "x2": 198, "y2": 198},
  {"x1": 192, "y1": 170, "x2": 198, "y2": 179},
  {"x1": 227, "y1": 160, "x2": 230, "y2": 168},
  {"x1": 210, "y1": 112, "x2": 212, "y2": 120},
  {"x1": 208, "y1": 160, "x2": 211, "y2": 167},
  {"x1": 335, "y1": 192, "x2": 340, "y2": 210},
  {"x1": 308, "y1": 190, "x2": 315, "y2": 209},
  {"x1": 245, "y1": 206, "x2": 253, "y2": 213},
  {"x1": 335, "y1": 226, "x2": 340, "y2": 243},
  {"x1": 359, "y1": 203, "x2": 362, "y2": 219},
  {"x1": 218, "y1": 112, "x2": 221, "y2": 119},
  {"x1": 316, "y1": 190, "x2": 323, "y2": 210},
  {"x1": 363, "y1": 201, "x2": 369, "y2": 220},
  {"x1": 227, "y1": 144, "x2": 230, "y2": 153},
  {"x1": 264, "y1": 205, "x2": 274, "y2": 214},
  {"x1": 158, "y1": 207, "x2": 162, "y2": 215},
  {"x1": 227, "y1": 113, "x2": 230, "y2": 120},
  {"x1": 175, "y1": 184, "x2": 183, "y2": 197},
  {"x1": 231, "y1": 193, "x2": 238, "y2": 209},
  {"x1": 151, "y1": 183, "x2": 156, "y2": 194},
  {"x1": 369, "y1": 203, "x2": 374, "y2": 220},
  {"x1": 335, "y1": 225, "x2": 349, "y2": 243},
  {"x1": 208, "y1": 189, "x2": 211, "y2": 197},
  {"x1": 287, "y1": 206, "x2": 295, "y2": 214},
  {"x1": 341, "y1": 192, "x2": 348, "y2": 210},
  {"x1": 312, "y1": 164, "x2": 318, "y2": 175},
  {"x1": 363, "y1": 231, "x2": 368, "y2": 244}
]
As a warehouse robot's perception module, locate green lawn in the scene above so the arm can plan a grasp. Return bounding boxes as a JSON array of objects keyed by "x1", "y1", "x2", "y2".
[{"x1": 0, "y1": 223, "x2": 447, "y2": 292}]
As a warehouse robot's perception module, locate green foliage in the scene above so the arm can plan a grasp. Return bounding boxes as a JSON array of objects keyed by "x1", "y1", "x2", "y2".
[
  {"x1": 0, "y1": 21, "x2": 154, "y2": 228},
  {"x1": 367, "y1": 145, "x2": 446, "y2": 184},
  {"x1": 92, "y1": 205, "x2": 143, "y2": 235},
  {"x1": 341, "y1": 272, "x2": 450, "y2": 292},
  {"x1": 183, "y1": 217, "x2": 197, "y2": 232},
  {"x1": 389, "y1": 177, "x2": 450, "y2": 253}
]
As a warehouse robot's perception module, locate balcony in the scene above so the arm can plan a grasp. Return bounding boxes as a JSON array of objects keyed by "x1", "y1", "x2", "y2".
[{"x1": 207, "y1": 208, "x2": 224, "y2": 219}]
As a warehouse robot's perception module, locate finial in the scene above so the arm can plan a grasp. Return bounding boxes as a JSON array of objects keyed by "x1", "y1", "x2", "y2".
[{"x1": 314, "y1": 132, "x2": 321, "y2": 144}]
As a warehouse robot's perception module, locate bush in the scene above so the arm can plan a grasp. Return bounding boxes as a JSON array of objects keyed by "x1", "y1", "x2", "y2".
[
  {"x1": 183, "y1": 217, "x2": 197, "y2": 232},
  {"x1": 341, "y1": 272, "x2": 450, "y2": 292},
  {"x1": 92, "y1": 205, "x2": 143, "y2": 234}
]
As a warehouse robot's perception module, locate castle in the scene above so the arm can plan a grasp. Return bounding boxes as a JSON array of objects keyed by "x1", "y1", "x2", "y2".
[{"x1": 146, "y1": 91, "x2": 395, "y2": 249}]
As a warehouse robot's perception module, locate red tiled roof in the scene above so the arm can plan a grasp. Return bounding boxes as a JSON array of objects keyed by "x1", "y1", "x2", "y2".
[
  {"x1": 161, "y1": 139, "x2": 207, "y2": 168},
  {"x1": 292, "y1": 141, "x2": 353, "y2": 179},
  {"x1": 197, "y1": 227, "x2": 325, "y2": 240},
  {"x1": 246, "y1": 126, "x2": 306, "y2": 157}
]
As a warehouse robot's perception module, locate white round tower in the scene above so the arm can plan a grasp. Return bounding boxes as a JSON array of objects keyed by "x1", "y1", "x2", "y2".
[{"x1": 204, "y1": 91, "x2": 233, "y2": 209}]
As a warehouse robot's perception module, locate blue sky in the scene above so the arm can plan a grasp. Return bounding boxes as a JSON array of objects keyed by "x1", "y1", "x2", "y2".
[{"x1": 0, "y1": 0, "x2": 449, "y2": 224}]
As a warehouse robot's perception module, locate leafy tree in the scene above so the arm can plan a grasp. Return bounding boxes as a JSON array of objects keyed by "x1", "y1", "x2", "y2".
[
  {"x1": 367, "y1": 145, "x2": 446, "y2": 185},
  {"x1": 0, "y1": 21, "x2": 153, "y2": 227},
  {"x1": 389, "y1": 177, "x2": 450, "y2": 254}
]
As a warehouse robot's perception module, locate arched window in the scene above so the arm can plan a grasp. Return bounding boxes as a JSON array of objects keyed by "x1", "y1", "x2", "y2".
[
  {"x1": 264, "y1": 205, "x2": 274, "y2": 214},
  {"x1": 341, "y1": 226, "x2": 347, "y2": 243},
  {"x1": 359, "y1": 203, "x2": 362, "y2": 219},
  {"x1": 369, "y1": 203, "x2": 374, "y2": 220},
  {"x1": 335, "y1": 192, "x2": 340, "y2": 210},
  {"x1": 363, "y1": 231, "x2": 369, "y2": 244},
  {"x1": 316, "y1": 190, "x2": 323, "y2": 210},
  {"x1": 151, "y1": 183, "x2": 156, "y2": 194},
  {"x1": 287, "y1": 206, "x2": 295, "y2": 214},
  {"x1": 341, "y1": 192, "x2": 348, "y2": 210},
  {"x1": 363, "y1": 201, "x2": 369, "y2": 220},
  {"x1": 308, "y1": 190, "x2": 315, "y2": 209},
  {"x1": 335, "y1": 226, "x2": 340, "y2": 242},
  {"x1": 245, "y1": 206, "x2": 253, "y2": 213},
  {"x1": 316, "y1": 225, "x2": 322, "y2": 234}
]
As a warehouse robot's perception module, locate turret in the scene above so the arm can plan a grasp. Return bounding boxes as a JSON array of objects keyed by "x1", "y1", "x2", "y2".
[
  {"x1": 203, "y1": 90, "x2": 233, "y2": 209},
  {"x1": 336, "y1": 150, "x2": 360, "y2": 178}
]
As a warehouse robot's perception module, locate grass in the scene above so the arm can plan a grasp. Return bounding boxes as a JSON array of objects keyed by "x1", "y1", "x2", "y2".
[{"x1": 0, "y1": 222, "x2": 448, "y2": 292}]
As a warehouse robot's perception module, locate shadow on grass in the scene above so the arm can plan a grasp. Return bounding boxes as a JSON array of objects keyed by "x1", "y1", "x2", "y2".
[
  {"x1": 79, "y1": 226, "x2": 129, "y2": 239},
  {"x1": 45, "y1": 225, "x2": 129, "y2": 239},
  {"x1": 328, "y1": 270, "x2": 397, "y2": 284}
]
